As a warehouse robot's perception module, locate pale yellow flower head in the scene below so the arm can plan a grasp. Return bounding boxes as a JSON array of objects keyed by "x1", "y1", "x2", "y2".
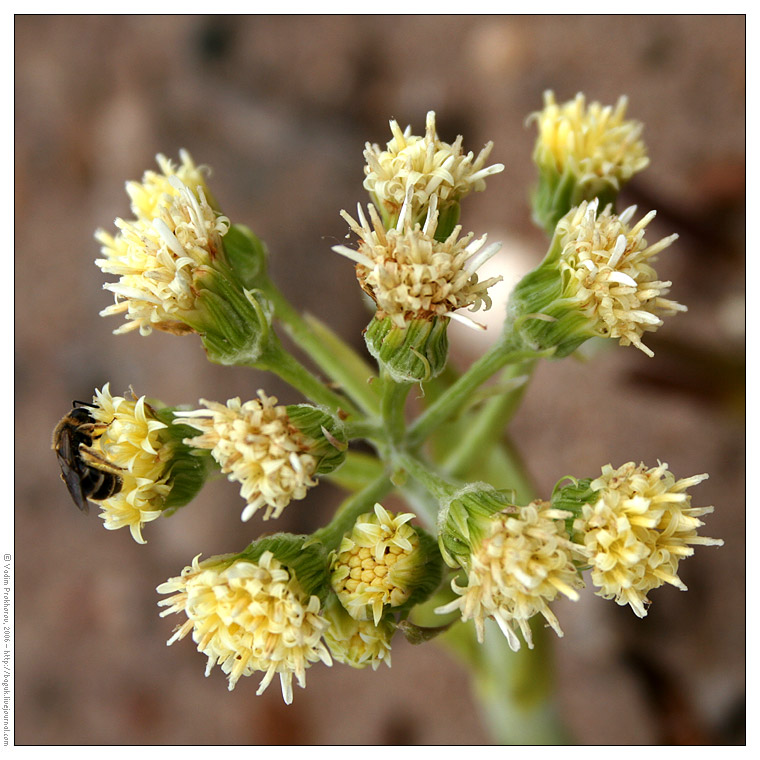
[
  {"x1": 126, "y1": 150, "x2": 213, "y2": 222},
  {"x1": 331, "y1": 504, "x2": 422, "y2": 625},
  {"x1": 435, "y1": 501, "x2": 585, "y2": 651},
  {"x1": 363, "y1": 110, "x2": 504, "y2": 225},
  {"x1": 556, "y1": 199, "x2": 686, "y2": 356},
  {"x1": 333, "y1": 194, "x2": 502, "y2": 328},
  {"x1": 87, "y1": 383, "x2": 171, "y2": 543},
  {"x1": 157, "y1": 551, "x2": 332, "y2": 704},
  {"x1": 574, "y1": 462, "x2": 723, "y2": 618},
  {"x1": 531, "y1": 91, "x2": 649, "y2": 189},
  {"x1": 174, "y1": 392, "x2": 318, "y2": 522},
  {"x1": 322, "y1": 597, "x2": 394, "y2": 671},
  {"x1": 96, "y1": 178, "x2": 230, "y2": 336}
]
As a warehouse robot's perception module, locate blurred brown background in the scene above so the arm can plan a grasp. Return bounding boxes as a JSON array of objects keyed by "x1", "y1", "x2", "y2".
[{"x1": 15, "y1": 15, "x2": 744, "y2": 745}]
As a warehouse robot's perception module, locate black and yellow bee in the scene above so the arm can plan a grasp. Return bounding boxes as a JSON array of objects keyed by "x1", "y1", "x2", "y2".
[{"x1": 52, "y1": 402, "x2": 124, "y2": 513}]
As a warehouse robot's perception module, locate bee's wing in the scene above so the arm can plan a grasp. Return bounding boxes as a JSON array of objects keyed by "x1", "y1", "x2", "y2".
[{"x1": 55, "y1": 431, "x2": 90, "y2": 513}]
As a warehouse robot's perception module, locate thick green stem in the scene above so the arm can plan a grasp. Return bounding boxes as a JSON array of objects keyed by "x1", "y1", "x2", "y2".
[
  {"x1": 343, "y1": 419, "x2": 385, "y2": 442},
  {"x1": 313, "y1": 475, "x2": 393, "y2": 551},
  {"x1": 381, "y1": 376, "x2": 411, "y2": 447},
  {"x1": 257, "y1": 343, "x2": 361, "y2": 417},
  {"x1": 394, "y1": 450, "x2": 458, "y2": 501},
  {"x1": 408, "y1": 336, "x2": 542, "y2": 448},
  {"x1": 444, "y1": 359, "x2": 538, "y2": 477},
  {"x1": 261, "y1": 277, "x2": 382, "y2": 416},
  {"x1": 325, "y1": 450, "x2": 386, "y2": 491}
]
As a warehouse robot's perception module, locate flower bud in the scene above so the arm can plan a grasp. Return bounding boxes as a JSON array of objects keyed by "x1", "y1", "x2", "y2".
[
  {"x1": 557, "y1": 462, "x2": 723, "y2": 618},
  {"x1": 364, "y1": 315, "x2": 449, "y2": 384},
  {"x1": 529, "y1": 91, "x2": 649, "y2": 235},
  {"x1": 330, "y1": 504, "x2": 442, "y2": 625},
  {"x1": 507, "y1": 200, "x2": 685, "y2": 358},
  {"x1": 174, "y1": 392, "x2": 345, "y2": 522},
  {"x1": 157, "y1": 534, "x2": 332, "y2": 704}
]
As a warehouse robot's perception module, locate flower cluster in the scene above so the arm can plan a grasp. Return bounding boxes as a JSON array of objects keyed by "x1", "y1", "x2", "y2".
[
  {"x1": 555, "y1": 200, "x2": 686, "y2": 356},
  {"x1": 96, "y1": 154, "x2": 230, "y2": 336},
  {"x1": 363, "y1": 110, "x2": 504, "y2": 226},
  {"x1": 330, "y1": 503, "x2": 423, "y2": 624},
  {"x1": 54, "y1": 94, "x2": 723, "y2": 712},
  {"x1": 157, "y1": 551, "x2": 332, "y2": 704},
  {"x1": 86, "y1": 384, "x2": 173, "y2": 543},
  {"x1": 334, "y1": 196, "x2": 501, "y2": 328},
  {"x1": 174, "y1": 393, "x2": 320, "y2": 522},
  {"x1": 530, "y1": 91, "x2": 649, "y2": 190},
  {"x1": 437, "y1": 498, "x2": 585, "y2": 650},
  {"x1": 572, "y1": 462, "x2": 723, "y2": 617}
]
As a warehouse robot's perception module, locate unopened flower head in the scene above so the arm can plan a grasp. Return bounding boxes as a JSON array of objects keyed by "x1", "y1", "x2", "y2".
[
  {"x1": 436, "y1": 501, "x2": 585, "y2": 651},
  {"x1": 331, "y1": 504, "x2": 424, "y2": 625},
  {"x1": 96, "y1": 177, "x2": 230, "y2": 336},
  {"x1": 556, "y1": 200, "x2": 685, "y2": 356},
  {"x1": 126, "y1": 150, "x2": 214, "y2": 222},
  {"x1": 157, "y1": 550, "x2": 332, "y2": 704},
  {"x1": 530, "y1": 91, "x2": 649, "y2": 191},
  {"x1": 322, "y1": 595, "x2": 394, "y2": 671},
  {"x1": 334, "y1": 194, "x2": 502, "y2": 328},
  {"x1": 572, "y1": 462, "x2": 723, "y2": 618},
  {"x1": 86, "y1": 383, "x2": 173, "y2": 543},
  {"x1": 364, "y1": 110, "x2": 504, "y2": 228},
  {"x1": 174, "y1": 392, "x2": 320, "y2": 522}
]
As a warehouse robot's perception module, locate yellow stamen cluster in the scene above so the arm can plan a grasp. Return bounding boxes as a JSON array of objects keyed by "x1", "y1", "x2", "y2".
[
  {"x1": 363, "y1": 110, "x2": 504, "y2": 223},
  {"x1": 331, "y1": 504, "x2": 421, "y2": 624},
  {"x1": 88, "y1": 383, "x2": 171, "y2": 544},
  {"x1": 574, "y1": 462, "x2": 723, "y2": 618},
  {"x1": 557, "y1": 200, "x2": 686, "y2": 356},
  {"x1": 530, "y1": 91, "x2": 649, "y2": 188},
  {"x1": 436, "y1": 501, "x2": 585, "y2": 651},
  {"x1": 96, "y1": 174, "x2": 229, "y2": 336},
  {"x1": 334, "y1": 200, "x2": 501, "y2": 328},
  {"x1": 157, "y1": 552, "x2": 332, "y2": 704},
  {"x1": 174, "y1": 392, "x2": 318, "y2": 522}
]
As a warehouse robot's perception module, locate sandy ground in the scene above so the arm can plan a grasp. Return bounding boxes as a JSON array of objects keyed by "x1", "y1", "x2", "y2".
[{"x1": 14, "y1": 15, "x2": 744, "y2": 745}]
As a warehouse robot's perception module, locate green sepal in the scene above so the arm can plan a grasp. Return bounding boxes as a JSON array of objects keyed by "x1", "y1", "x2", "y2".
[
  {"x1": 284, "y1": 404, "x2": 347, "y2": 475},
  {"x1": 365, "y1": 315, "x2": 449, "y2": 384},
  {"x1": 504, "y1": 227, "x2": 596, "y2": 358},
  {"x1": 189, "y1": 264, "x2": 278, "y2": 366},
  {"x1": 239, "y1": 533, "x2": 331, "y2": 602},
  {"x1": 151, "y1": 406, "x2": 215, "y2": 515},
  {"x1": 222, "y1": 224, "x2": 269, "y2": 289},
  {"x1": 434, "y1": 201, "x2": 461, "y2": 242},
  {"x1": 391, "y1": 525, "x2": 445, "y2": 618},
  {"x1": 550, "y1": 476, "x2": 596, "y2": 537},
  {"x1": 532, "y1": 165, "x2": 619, "y2": 238},
  {"x1": 437, "y1": 483, "x2": 517, "y2": 568}
]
